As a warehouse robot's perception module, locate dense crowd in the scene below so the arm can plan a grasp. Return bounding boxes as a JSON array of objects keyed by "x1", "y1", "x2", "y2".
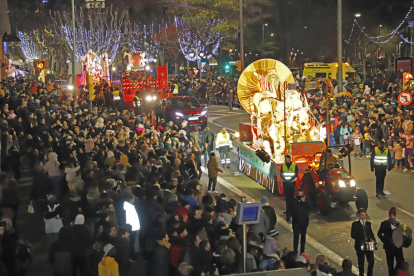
[{"x1": 0, "y1": 68, "x2": 412, "y2": 276}]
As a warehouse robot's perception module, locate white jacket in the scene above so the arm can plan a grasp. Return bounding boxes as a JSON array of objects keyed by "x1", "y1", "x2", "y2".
[
  {"x1": 124, "y1": 201, "x2": 140, "y2": 231},
  {"x1": 44, "y1": 152, "x2": 61, "y2": 177}
]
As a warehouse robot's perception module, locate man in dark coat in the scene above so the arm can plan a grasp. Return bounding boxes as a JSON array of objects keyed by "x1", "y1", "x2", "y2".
[
  {"x1": 115, "y1": 227, "x2": 131, "y2": 276},
  {"x1": 351, "y1": 208, "x2": 376, "y2": 276},
  {"x1": 152, "y1": 233, "x2": 171, "y2": 276},
  {"x1": 377, "y1": 207, "x2": 404, "y2": 276},
  {"x1": 70, "y1": 214, "x2": 92, "y2": 276},
  {"x1": 291, "y1": 188, "x2": 313, "y2": 255}
]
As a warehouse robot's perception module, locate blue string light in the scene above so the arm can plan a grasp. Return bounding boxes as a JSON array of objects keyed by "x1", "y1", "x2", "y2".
[
  {"x1": 345, "y1": 7, "x2": 413, "y2": 45},
  {"x1": 17, "y1": 31, "x2": 39, "y2": 60},
  {"x1": 175, "y1": 17, "x2": 222, "y2": 62}
]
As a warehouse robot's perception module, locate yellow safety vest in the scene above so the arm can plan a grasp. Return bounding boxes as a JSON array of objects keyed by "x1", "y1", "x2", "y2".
[
  {"x1": 373, "y1": 147, "x2": 388, "y2": 166},
  {"x1": 173, "y1": 84, "x2": 179, "y2": 94},
  {"x1": 282, "y1": 163, "x2": 297, "y2": 182},
  {"x1": 215, "y1": 132, "x2": 233, "y2": 150},
  {"x1": 113, "y1": 90, "x2": 120, "y2": 97}
]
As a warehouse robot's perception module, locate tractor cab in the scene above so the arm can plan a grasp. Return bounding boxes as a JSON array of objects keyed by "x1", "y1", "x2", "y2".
[{"x1": 301, "y1": 145, "x2": 368, "y2": 215}]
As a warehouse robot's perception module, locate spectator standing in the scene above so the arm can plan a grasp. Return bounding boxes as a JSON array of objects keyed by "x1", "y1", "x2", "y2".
[
  {"x1": 98, "y1": 244, "x2": 119, "y2": 276},
  {"x1": 207, "y1": 152, "x2": 223, "y2": 193},
  {"x1": 291, "y1": 188, "x2": 313, "y2": 255}
]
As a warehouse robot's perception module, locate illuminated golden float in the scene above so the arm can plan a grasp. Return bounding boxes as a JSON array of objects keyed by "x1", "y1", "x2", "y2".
[{"x1": 237, "y1": 59, "x2": 322, "y2": 163}]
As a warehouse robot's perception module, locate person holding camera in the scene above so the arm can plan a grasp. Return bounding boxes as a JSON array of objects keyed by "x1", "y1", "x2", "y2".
[{"x1": 291, "y1": 188, "x2": 313, "y2": 255}]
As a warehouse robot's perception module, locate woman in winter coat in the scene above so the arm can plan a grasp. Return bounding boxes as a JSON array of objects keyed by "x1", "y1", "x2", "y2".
[
  {"x1": 340, "y1": 123, "x2": 352, "y2": 145},
  {"x1": 44, "y1": 152, "x2": 62, "y2": 200},
  {"x1": 207, "y1": 152, "x2": 223, "y2": 193}
]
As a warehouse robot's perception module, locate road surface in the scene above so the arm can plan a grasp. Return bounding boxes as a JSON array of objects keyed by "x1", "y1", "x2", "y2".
[{"x1": 206, "y1": 105, "x2": 414, "y2": 276}]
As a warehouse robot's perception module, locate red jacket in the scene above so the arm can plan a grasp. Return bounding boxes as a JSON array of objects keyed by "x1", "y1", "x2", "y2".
[
  {"x1": 170, "y1": 236, "x2": 185, "y2": 267},
  {"x1": 176, "y1": 205, "x2": 189, "y2": 224},
  {"x1": 396, "y1": 270, "x2": 410, "y2": 276}
]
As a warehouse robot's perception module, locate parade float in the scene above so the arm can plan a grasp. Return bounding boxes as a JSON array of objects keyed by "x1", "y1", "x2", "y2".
[
  {"x1": 237, "y1": 59, "x2": 325, "y2": 194},
  {"x1": 80, "y1": 50, "x2": 111, "y2": 86}
]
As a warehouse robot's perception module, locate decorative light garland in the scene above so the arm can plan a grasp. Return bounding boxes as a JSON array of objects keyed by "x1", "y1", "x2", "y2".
[
  {"x1": 17, "y1": 31, "x2": 40, "y2": 60},
  {"x1": 128, "y1": 23, "x2": 161, "y2": 62},
  {"x1": 345, "y1": 7, "x2": 413, "y2": 45}
]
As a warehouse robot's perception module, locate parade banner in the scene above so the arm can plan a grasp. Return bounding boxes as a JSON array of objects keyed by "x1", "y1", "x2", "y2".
[{"x1": 157, "y1": 66, "x2": 168, "y2": 91}]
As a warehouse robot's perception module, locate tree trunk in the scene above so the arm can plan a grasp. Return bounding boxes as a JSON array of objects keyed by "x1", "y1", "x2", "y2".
[
  {"x1": 175, "y1": 62, "x2": 179, "y2": 76},
  {"x1": 386, "y1": 51, "x2": 392, "y2": 73}
]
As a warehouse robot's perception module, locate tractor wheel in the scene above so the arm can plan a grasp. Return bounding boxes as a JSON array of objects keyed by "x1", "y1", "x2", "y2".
[
  {"x1": 355, "y1": 189, "x2": 369, "y2": 211},
  {"x1": 318, "y1": 191, "x2": 332, "y2": 215},
  {"x1": 301, "y1": 173, "x2": 317, "y2": 204}
]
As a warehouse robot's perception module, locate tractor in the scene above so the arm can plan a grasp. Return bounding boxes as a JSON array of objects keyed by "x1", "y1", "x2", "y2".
[{"x1": 300, "y1": 145, "x2": 368, "y2": 215}]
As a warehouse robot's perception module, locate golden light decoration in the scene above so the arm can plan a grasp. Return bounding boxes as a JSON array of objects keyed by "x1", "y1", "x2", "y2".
[{"x1": 237, "y1": 59, "x2": 294, "y2": 115}]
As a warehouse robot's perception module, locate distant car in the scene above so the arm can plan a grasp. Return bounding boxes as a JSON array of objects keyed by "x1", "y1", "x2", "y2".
[
  {"x1": 54, "y1": 80, "x2": 69, "y2": 89},
  {"x1": 156, "y1": 96, "x2": 207, "y2": 130}
]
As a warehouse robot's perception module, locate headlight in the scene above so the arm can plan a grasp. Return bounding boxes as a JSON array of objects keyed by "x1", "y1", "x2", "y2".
[
  {"x1": 201, "y1": 110, "x2": 207, "y2": 116},
  {"x1": 338, "y1": 180, "x2": 346, "y2": 187},
  {"x1": 350, "y1": 179, "x2": 356, "y2": 187},
  {"x1": 145, "y1": 95, "x2": 152, "y2": 101},
  {"x1": 175, "y1": 112, "x2": 184, "y2": 117},
  {"x1": 153, "y1": 95, "x2": 157, "y2": 101}
]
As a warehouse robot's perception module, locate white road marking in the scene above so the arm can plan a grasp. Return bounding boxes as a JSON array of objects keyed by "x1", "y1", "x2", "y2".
[
  {"x1": 202, "y1": 165, "x2": 365, "y2": 276},
  {"x1": 200, "y1": 167, "x2": 255, "y2": 202},
  {"x1": 396, "y1": 207, "x2": 414, "y2": 219}
]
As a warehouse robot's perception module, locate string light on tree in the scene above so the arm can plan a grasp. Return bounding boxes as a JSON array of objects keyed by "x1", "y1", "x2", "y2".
[
  {"x1": 50, "y1": 5, "x2": 128, "y2": 64},
  {"x1": 17, "y1": 31, "x2": 39, "y2": 60},
  {"x1": 175, "y1": 17, "x2": 223, "y2": 62}
]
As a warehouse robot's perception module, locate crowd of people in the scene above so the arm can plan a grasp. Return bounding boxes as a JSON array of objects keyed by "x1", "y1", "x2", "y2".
[{"x1": 0, "y1": 68, "x2": 412, "y2": 276}]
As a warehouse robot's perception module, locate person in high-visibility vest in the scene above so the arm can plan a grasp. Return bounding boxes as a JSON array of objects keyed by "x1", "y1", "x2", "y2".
[
  {"x1": 133, "y1": 92, "x2": 141, "y2": 112},
  {"x1": 215, "y1": 127, "x2": 233, "y2": 169},
  {"x1": 280, "y1": 155, "x2": 299, "y2": 223},
  {"x1": 172, "y1": 82, "x2": 179, "y2": 95},
  {"x1": 371, "y1": 140, "x2": 392, "y2": 198}
]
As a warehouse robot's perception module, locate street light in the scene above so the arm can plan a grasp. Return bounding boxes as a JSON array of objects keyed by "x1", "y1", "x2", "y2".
[
  {"x1": 354, "y1": 13, "x2": 361, "y2": 18},
  {"x1": 271, "y1": 33, "x2": 274, "y2": 37},
  {"x1": 262, "y1": 23, "x2": 268, "y2": 46}
]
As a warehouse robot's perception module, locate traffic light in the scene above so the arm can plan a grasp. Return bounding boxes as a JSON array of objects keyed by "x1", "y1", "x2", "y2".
[
  {"x1": 236, "y1": 60, "x2": 241, "y2": 72},
  {"x1": 403, "y1": 72, "x2": 412, "y2": 91},
  {"x1": 225, "y1": 64, "x2": 230, "y2": 70}
]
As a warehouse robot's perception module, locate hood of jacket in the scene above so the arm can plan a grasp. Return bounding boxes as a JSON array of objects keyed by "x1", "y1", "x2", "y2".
[
  {"x1": 48, "y1": 152, "x2": 58, "y2": 162},
  {"x1": 101, "y1": 256, "x2": 116, "y2": 267}
]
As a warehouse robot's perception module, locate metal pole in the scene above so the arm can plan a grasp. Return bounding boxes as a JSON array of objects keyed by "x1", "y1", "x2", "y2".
[
  {"x1": 241, "y1": 196, "x2": 247, "y2": 273},
  {"x1": 240, "y1": 0, "x2": 244, "y2": 71},
  {"x1": 411, "y1": 27, "x2": 413, "y2": 58},
  {"x1": 71, "y1": 0, "x2": 77, "y2": 108},
  {"x1": 337, "y1": 0, "x2": 343, "y2": 92}
]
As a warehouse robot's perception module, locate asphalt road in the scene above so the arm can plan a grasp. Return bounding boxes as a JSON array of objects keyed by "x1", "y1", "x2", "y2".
[{"x1": 206, "y1": 105, "x2": 414, "y2": 276}]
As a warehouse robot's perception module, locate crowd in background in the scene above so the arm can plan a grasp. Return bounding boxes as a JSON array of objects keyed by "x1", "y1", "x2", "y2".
[{"x1": 0, "y1": 68, "x2": 412, "y2": 276}]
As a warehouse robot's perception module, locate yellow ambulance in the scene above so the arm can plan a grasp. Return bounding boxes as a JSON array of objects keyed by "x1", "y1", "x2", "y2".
[{"x1": 302, "y1": 62, "x2": 356, "y2": 80}]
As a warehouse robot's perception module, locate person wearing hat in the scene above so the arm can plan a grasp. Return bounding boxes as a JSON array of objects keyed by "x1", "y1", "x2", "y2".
[
  {"x1": 263, "y1": 230, "x2": 280, "y2": 259},
  {"x1": 70, "y1": 214, "x2": 92, "y2": 275},
  {"x1": 44, "y1": 194, "x2": 63, "y2": 246},
  {"x1": 261, "y1": 196, "x2": 277, "y2": 231},
  {"x1": 377, "y1": 207, "x2": 404, "y2": 276},
  {"x1": 98, "y1": 243, "x2": 118, "y2": 276},
  {"x1": 280, "y1": 155, "x2": 298, "y2": 223},
  {"x1": 371, "y1": 140, "x2": 392, "y2": 198},
  {"x1": 351, "y1": 208, "x2": 376, "y2": 276}
]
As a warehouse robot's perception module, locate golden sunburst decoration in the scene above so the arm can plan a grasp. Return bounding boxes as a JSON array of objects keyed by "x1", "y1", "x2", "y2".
[{"x1": 237, "y1": 59, "x2": 295, "y2": 115}]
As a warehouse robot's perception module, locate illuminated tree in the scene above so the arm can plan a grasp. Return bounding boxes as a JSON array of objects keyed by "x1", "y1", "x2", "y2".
[
  {"x1": 125, "y1": 20, "x2": 162, "y2": 62},
  {"x1": 50, "y1": 5, "x2": 128, "y2": 64},
  {"x1": 153, "y1": 24, "x2": 181, "y2": 73},
  {"x1": 175, "y1": 17, "x2": 223, "y2": 62},
  {"x1": 17, "y1": 31, "x2": 40, "y2": 60}
]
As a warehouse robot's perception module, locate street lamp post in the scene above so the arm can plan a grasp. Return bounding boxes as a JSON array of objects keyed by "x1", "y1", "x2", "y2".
[
  {"x1": 262, "y1": 23, "x2": 268, "y2": 46},
  {"x1": 71, "y1": 0, "x2": 77, "y2": 107},
  {"x1": 337, "y1": 0, "x2": 343, "y2": 93},
  {"x1": 240, "y1": 0, "x2": 244, "y2": 71}
]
